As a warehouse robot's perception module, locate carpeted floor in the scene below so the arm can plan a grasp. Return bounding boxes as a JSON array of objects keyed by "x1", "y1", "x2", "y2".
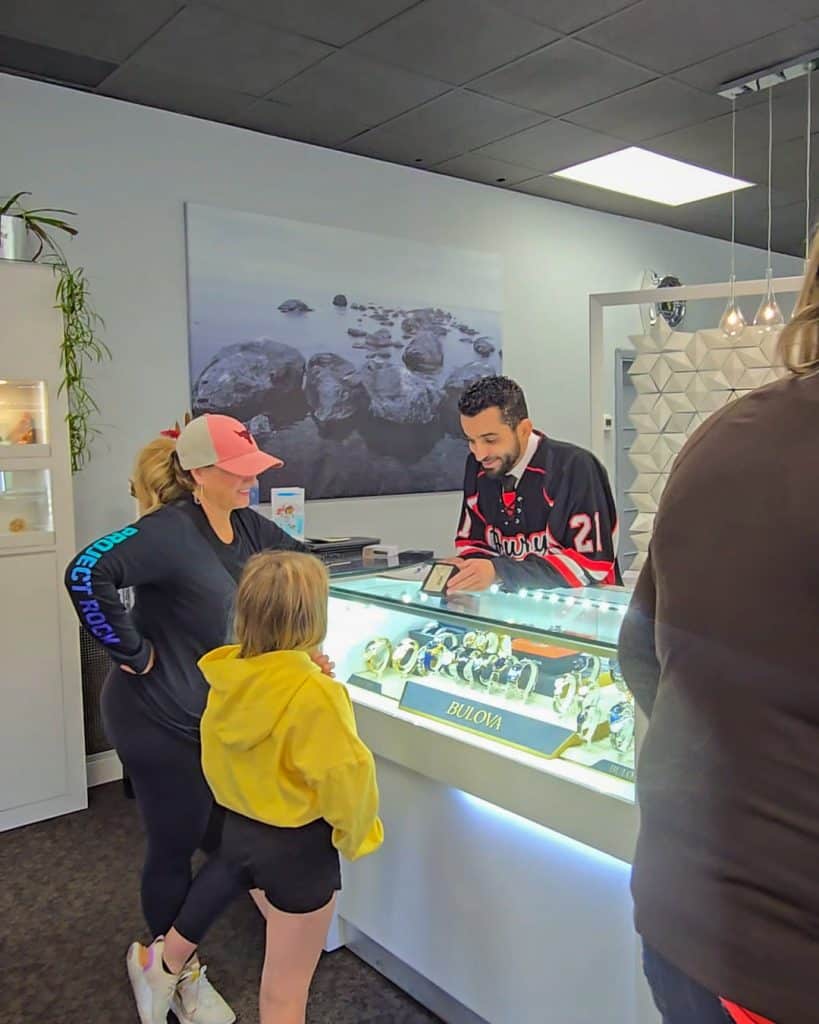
[{"x1": 0, "y1": 783, "x2": 440, "y2": 1023}]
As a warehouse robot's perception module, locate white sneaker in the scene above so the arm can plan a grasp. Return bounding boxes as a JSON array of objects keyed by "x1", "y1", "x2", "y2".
[
  {"x1": 126, "y1": 938, "x2": 179, "y2": 1024},
  {"x1": 171, "y1": 955, "x2": 236, "y2": 1024}
]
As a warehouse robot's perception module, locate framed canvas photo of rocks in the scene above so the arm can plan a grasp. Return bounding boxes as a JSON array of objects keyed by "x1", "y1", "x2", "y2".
[{"x1": 184, "y1": 204, "x2": 502, "y2": 499}]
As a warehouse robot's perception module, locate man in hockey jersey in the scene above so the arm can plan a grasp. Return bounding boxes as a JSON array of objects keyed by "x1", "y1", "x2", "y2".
[{"x1": 447, "y1": 375, "x2": 620, "y2": 592}]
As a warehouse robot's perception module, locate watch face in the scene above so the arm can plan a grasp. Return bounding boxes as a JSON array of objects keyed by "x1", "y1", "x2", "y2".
[
  {"x1": 609, "y1": 700, "x2": 635, "y2": 754},
  {"x1": 434, "y1": 629, "x2": 461, "y2": 651},
  {"x1": 577, "y1": 690, "x2": 603, "y2": 742}
]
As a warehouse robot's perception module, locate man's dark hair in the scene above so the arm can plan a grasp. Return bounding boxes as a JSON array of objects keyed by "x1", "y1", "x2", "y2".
[{"x1": 458, "y1": 375, "x2": 529, "y2": 428}]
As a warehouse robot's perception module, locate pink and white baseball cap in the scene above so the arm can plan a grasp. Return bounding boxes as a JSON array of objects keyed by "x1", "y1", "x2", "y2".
[{"x1": 176, "y1": 414, "x2": 283, "y2": 477}]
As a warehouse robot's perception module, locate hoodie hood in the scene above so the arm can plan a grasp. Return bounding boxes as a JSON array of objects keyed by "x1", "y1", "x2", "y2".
[{"x1": 198, "y1": 645, "x2": 318, "y2": 751}]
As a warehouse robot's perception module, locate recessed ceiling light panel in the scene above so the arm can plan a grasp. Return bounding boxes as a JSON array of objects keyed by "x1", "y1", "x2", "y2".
[{"x1": 552, "y1": 147, "x2": 754, "y2": 206}]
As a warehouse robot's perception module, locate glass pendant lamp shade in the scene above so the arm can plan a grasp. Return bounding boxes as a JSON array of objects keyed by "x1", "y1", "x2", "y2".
[
  {"x1": 722, "y1": 99, "x2": 745, "y2": 338},
  {"x1": 754, "y1": 268, "x2": 785, "y2": 330},
  {"x1": 719, "y1": 277, "x2": 746, "y2": 337},
  {"x1": 753, "y1": 90, "x2": 784, "y2": 332}
]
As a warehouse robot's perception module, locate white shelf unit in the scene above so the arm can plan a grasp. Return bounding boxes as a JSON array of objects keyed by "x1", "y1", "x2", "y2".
[{"x1": 0, "y1": 261, "x2": 87, "y2": 831}]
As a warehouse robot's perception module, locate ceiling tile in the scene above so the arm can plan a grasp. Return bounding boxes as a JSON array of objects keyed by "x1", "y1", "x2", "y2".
[
  {"x1": 674, "y1": 18, "x2": 819, "y2": 94},
  {"x1": 98, "y1": 63, "x2": 254, "y2": 122},
  {"x1": 565, "y1": 78, "x2": 727, "y2": 141},
  {"x1": 471, "y1": 38, "x2": 655, "y2": 116},
  {"x1": 130, "y1": 4, "x2": 332, "y2": 96},
  {"x1": 0, "y1": 0, "x2": 182, "y2": 62},
  {"x1": 433, "y1": 152, "x2": 542, "y2": 185},
  {"x1": 194, "y1": 0, "x2": 419, "y2": 46},
  {"x1": 646, "y1": 82, "x2": 815, "y2": 178},
  {"x1": 577, "y1": 0, "x2": 801, "y2": 75},
  {"x1": 271, "y1": 51, "x2": 449, "y2": 123},
  {"x1": 343, "y1": 90, "x2": 545, "y2": 166},
  {"x1": 349, "y1": 0, "x2": 558, "y2": 85},
  {"x1": 486, "y1": 0, "x2": 641, "y2": 34},
  {"x1": 767, "y1": 200, "x2": 812, "y2": 257},
  {"x1": 0, "y1": 34, "x2": 117, "y2": 87},
  {"x1": 237, "y1": 98, "x2": 373, "y2": 144},
  {"x1": 736, "y1": 198, "x2": 811, "y2": 256},
  {"x1": 476, "y1": 118, "x2": 624, "y2": 171}
]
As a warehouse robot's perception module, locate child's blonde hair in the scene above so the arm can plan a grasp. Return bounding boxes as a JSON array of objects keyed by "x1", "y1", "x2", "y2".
[
  {"x1": 131, "y1": 436, "x2": 195, "y2": 514},
  {"x1": 234, "y1": 551, "x2": 329, "y2": 658}
]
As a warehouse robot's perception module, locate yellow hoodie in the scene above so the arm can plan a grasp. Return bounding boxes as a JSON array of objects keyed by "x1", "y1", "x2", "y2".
[{"x1": 199, "y1": 645, "x2": 384, "y2": 862}]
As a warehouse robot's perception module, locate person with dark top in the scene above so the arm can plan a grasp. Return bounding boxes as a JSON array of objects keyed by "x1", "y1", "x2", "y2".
[
  {"x1": 65, "y1": 413, "x2": 328, "y2": 1024},
  {"x1": 447, "y1": 375, "x2": 620, "y2": 592},
  {"x1": 618, "y1": 233, "x2": 819, "y2": 1024}
]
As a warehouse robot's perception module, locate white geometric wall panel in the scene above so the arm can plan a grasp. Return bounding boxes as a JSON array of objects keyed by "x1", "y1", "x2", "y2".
[{"x1": 626, "y1": 321, "x2": 785, "y2": 572}]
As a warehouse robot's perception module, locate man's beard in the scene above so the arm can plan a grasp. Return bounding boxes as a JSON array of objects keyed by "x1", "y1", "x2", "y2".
[{"x1": 483, "y1": 443, "x2": 522, "y2": 479}]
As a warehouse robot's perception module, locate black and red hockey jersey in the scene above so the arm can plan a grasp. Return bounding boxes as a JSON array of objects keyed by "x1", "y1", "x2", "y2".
[{"x1": 455, "y1": 432, "x2": 620, "y2": 590}]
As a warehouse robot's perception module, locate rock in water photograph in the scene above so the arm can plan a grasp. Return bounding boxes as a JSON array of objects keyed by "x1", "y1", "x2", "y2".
[{"x1": 185, "y1": 204, "x2": 502, "y2": 499}]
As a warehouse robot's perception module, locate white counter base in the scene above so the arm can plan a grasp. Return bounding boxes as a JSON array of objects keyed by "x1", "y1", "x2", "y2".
[{"x1": 336, "y1": 755, "x2": 658, "y2": 1024}]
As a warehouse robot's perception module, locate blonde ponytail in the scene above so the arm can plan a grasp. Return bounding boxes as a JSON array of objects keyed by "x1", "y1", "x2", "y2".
[
  {"x1": 779, "y1": 229, "x2": 819, "y2": 376},
  {"x1": 132, "y1": 436, "x2": 195, "y2": 515}
]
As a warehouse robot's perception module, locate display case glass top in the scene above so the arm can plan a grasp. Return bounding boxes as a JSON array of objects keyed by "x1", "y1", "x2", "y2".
[
  {"x1": 0, "y1": 379, "x2": 48, "y2": 451},
  {"x1": 328, "y1": 568, "x2": 636, "y2": 799},
  {"x1": 330, "y1": 570, "x2": 629, "y2": 651}
]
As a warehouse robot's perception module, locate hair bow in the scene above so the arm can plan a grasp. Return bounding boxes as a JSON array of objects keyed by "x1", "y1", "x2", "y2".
[{"x1": 160, "y1": 411, "x2": 192, "y2": 439}]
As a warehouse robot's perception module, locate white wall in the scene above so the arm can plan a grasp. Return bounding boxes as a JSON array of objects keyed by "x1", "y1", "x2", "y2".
[{"x1": 1, "y1": 73, "x2": 802, "y2": 552}]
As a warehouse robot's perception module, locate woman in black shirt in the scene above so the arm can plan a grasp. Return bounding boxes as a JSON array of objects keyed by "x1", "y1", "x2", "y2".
[{"x1": 66, "y1": 413, "x2": 321, "y2": 1024}]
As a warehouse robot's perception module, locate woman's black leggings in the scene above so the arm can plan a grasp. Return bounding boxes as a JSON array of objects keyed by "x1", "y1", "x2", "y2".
[{"x1": 102, "y1": 669, "x2": 244, "y2": 943}]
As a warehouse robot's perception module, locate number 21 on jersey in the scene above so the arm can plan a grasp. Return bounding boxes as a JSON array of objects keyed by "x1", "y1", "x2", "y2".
[{"x1": 570, "y1": 512, "x2": 603, "y2": 553}]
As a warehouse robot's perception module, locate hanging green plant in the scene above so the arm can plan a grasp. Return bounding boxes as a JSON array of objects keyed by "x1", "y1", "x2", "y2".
[{"x1": 0, "y1": 191, "x2": 109, "y2": 472}]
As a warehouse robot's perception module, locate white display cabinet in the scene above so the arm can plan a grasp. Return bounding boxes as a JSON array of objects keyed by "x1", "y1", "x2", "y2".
[
  {"x1": 0, "y1": 262, "x2": 87, "y2": 831},
  {"x1": 323, "y1": 568, "x2": 657, "y2": 1024}
]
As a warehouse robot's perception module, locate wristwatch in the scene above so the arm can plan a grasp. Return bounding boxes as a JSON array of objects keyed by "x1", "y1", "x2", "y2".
[
  {"x1": 576, "y1": 688, "x2": 605, "y2": 743},
  {"x1": 480, "y1": 632, "x2": 500, "y2": 655},
  {"x1": 453, "y1": 654, "x2": 473, "y2": 684},
  {"x1": 416, "y1": 642, "x2": 451, "y2": 676},
  {"x1": 433, "y1": 628, "x2": 461, "y2": 651},
  {"x1": 487, "y1": 655, "x2": 513, "y2": 693},
  {"x1": 464, "y1": 654, "x2": 494, "y2": 686},
  {"x1": 363, "y1": 638, "x2": 392, "y2": 677},
  {"x1": 610, "y1": 659, "x2": 628, "y2": 694},
  {"x1": 506, "y1": 659, "x2": 538, "y2": 701},
  {"x1": 462, "y1": 631, "x2": 481, "y2": 651},
  {"x1": 553, "y1": 673, "x2": 580, "y2": 716},
  {"x1": 609, "y1": 700, "x2": 635, "y2": 754},
  {"x1": 392, "y1": 638, "x2": 420, "y2": 676}
]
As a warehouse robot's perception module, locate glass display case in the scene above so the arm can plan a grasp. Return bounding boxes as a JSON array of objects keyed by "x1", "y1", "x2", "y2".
[
  {"x1": 0, "y1": 467, "x2": 54, "y2": 546},
  {"x1": 0, "y1": 379, "x2": 49, "y2": 453},
  {"x1": 327, "y1": 567, "x2": 635, "y2": 801}
]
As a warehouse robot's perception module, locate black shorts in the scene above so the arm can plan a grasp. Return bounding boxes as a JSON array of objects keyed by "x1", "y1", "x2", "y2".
[{"x1": 220, "y1": 810, "x2": 341, "y2": 915}]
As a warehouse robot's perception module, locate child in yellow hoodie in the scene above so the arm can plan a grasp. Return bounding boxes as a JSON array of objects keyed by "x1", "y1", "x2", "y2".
[{"x1": 127, "y1": 551, "x2": 384, "y2": 1024}]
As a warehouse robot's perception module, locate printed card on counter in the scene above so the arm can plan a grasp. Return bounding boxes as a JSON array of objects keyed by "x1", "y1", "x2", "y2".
[{"x1": 269, "y1": 487, "x2": 305, "y2": 542}]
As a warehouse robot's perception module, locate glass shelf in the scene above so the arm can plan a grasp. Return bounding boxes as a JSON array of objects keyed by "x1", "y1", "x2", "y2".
[
  {"x1": 0, "y1": 379, "x2": 48, "y2": 453},
  {"x1": 0, "y1": 467, "x2": 54, "y2": 547}
]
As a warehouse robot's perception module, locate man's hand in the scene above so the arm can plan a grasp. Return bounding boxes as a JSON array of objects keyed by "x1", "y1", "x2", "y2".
[
  {"x1": 311, "y1": 651, "x2": 336, "y2": 677},
  {"x1": 121, "y1": 644, "x2": 156, "y2": 676},
  {"x1": 446, "y1": 558, "x2": 497, "y2": 593}
]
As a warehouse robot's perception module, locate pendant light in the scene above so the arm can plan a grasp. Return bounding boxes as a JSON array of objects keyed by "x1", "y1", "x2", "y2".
[
  {"x1": 753, "y1": 88, "x2": 785, "y2": 330},
  {"x1": 720, "y1": 96, "x2": 746, "y2": 337}
]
